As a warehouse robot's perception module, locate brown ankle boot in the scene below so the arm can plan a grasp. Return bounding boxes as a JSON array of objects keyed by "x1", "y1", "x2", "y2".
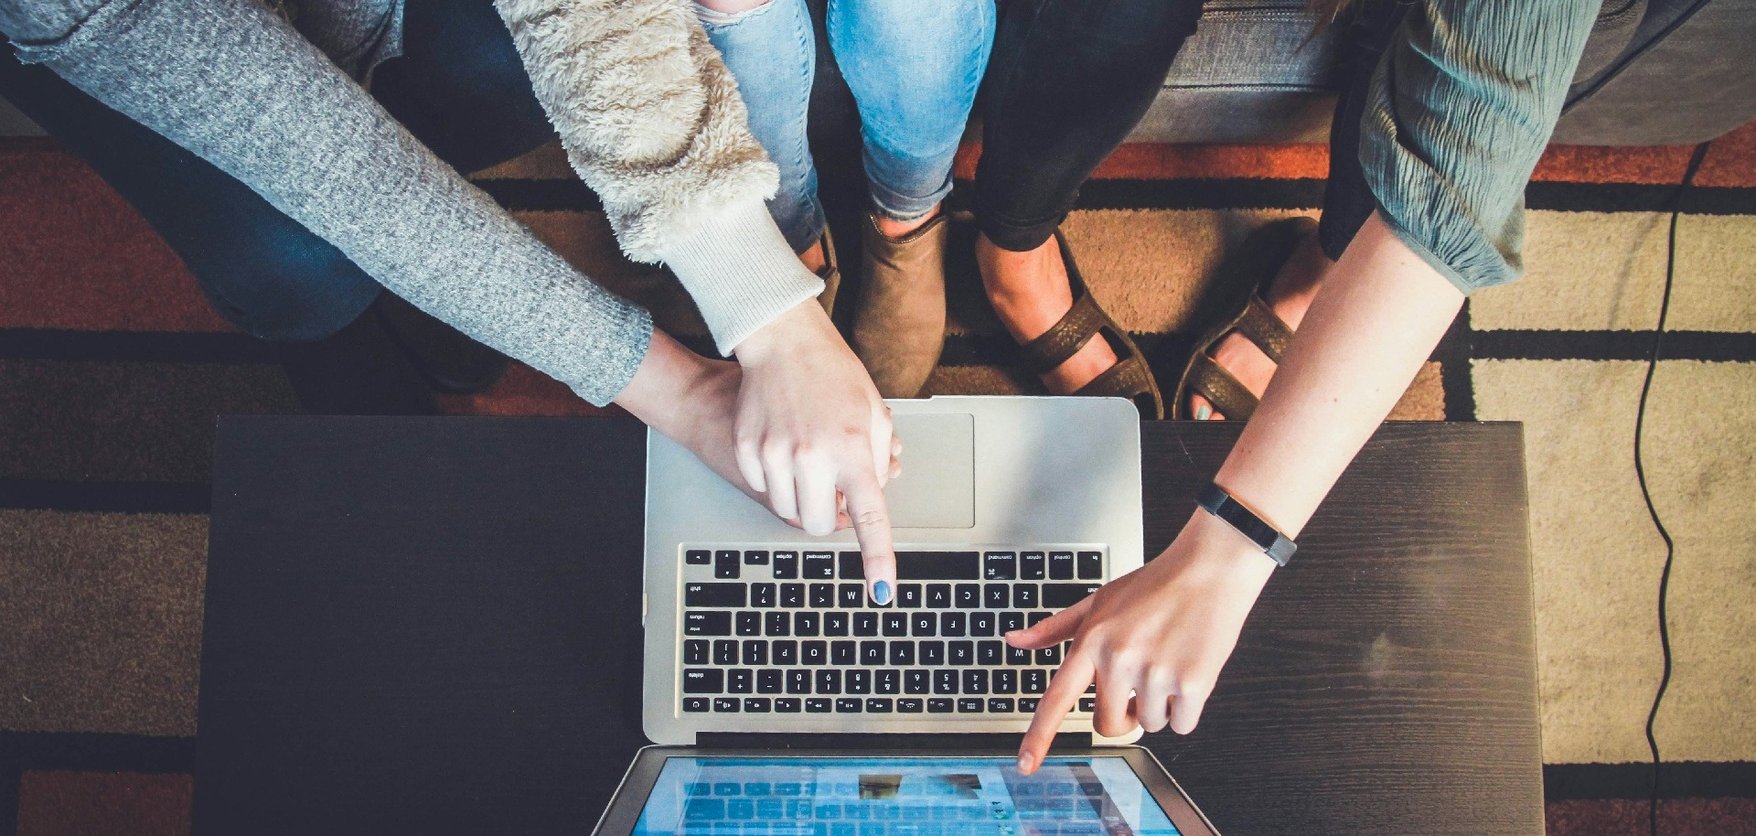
[
  {"x1": 851, "y1": 211, "x2": 949, "y2": 398},
  {"x1": 812, "y1": 227, "x2": 842, "y2": 316}
]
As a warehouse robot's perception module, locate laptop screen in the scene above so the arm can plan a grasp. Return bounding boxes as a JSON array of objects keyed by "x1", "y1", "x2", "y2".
[{"x1": 633, "y1": 755, "x2": 1182, "y2": 834}]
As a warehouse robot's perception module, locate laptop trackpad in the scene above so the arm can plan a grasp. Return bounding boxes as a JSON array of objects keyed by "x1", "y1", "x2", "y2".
[{"x1": 886, "y1": 412, "x2": 975, "y2": 529}]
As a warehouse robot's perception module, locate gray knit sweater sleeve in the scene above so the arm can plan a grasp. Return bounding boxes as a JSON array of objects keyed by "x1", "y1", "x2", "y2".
[
  {"x1": 1359, "y1": 0, "x2": 1599, "y2": 293},
  {"x1": 0, "y1": 0, "x2": 651, "y2": 406}
]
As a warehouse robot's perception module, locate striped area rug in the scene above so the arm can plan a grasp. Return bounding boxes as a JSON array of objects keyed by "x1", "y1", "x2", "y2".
[{"x1": 2, "y1": 121, "x2": 1754, "y2": 834}]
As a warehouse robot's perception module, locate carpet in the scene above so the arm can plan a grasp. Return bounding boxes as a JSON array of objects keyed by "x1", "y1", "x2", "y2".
[{"x1": 2, "y1": 119, "x2": 1753, "y2": 833}]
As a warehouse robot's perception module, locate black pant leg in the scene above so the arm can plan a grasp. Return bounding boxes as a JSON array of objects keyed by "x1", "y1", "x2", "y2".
[
  {"x1": 1316, "y1": 1, "x2": 1414, "y2": 261},
  {"x1": 974, "y1": 0, "x2": 1205, "y2": 252}
]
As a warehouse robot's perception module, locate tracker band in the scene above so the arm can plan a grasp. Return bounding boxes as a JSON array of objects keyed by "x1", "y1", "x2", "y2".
[{"x1": 1195, "y1": 482, "x2": 1297, "y2": 566}]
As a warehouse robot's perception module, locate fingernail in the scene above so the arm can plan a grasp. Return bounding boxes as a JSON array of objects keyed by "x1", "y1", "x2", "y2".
[
  {"x1": 1016, "y1": 752, "x2": 1033, "y2": 773},
  {"x1": 872, "y1": 580, "x2": 892, "y2": 606},
  {"x1": 1193, "y1": 404, "x2": 1212, "y2": 421}
]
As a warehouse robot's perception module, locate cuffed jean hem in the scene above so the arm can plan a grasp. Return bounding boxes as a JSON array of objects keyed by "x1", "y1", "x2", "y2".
[
  {"x1": 867, "y1": 167, "x2": 954, "y2": 223},
  {"x1": 774, "y1": 194, "x2": 829, "y2": 254}
]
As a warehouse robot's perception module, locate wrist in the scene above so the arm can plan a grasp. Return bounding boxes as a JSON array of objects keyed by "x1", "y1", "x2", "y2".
[
  {"x1": 614, "y1": 330, "x2": 713, "y2": 435},
  {"x1": 732, "y1": 299, "x2": 832, "y2": 368},
  {"x1": 1179, "y1": 508, "x2": 1279, "y2": 589}
]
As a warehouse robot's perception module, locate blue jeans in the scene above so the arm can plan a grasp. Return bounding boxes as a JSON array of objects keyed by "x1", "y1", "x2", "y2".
[{"x1": 698, "y1": 0, "x2": 995, "y2": 254}]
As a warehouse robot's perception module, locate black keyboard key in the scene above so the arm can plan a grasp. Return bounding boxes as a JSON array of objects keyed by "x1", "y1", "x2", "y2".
[
  {"x1": 831, "y1": 640, "x2": 856, "y2": 666},
  {"x1": 1029, "y1": 611, "x2": 1051, "y2": 627},
  {"x1": 989, "y1": 698, "x2": 1016, "y2": 713},
  {"x1": 1019, "y1": 697, "x2": 1040, "y2": 712},
  {"x1": 745, "y1": 550, "x2": 769, "y2": 565},
  {"x1": 803, "y1": 551, "x2": 836, "y2": 579},
  {"x1": 846, "y1": 670, "x2": 871, "y2": 694},
  {"x1": 758, "y1": 669, "x2": 782, "y2": 693},
  {"x1": 970, "y1": 612, "x2": 996, "y2": 637},
  {"x1": 876, "y1": 669, "x2": 900, "y2": 695},
  {"x1": 984, "y1": 584, "x2": 1010, "y2": 609},
  {"x1": 911, "y1": 613, "x2": 937, "y2": 637},
  {"x1": 801, "y1": 640, "x2": 827, "y2": 666},
  {"x1": 772, "y1": 551, "x2": 799, "y2": 579},
  {"x1": 948, "y1": 640, "x2": 974, "y2": 666},
  {"x1": 962, "y1": 669, "x2": 989, "y2": 694},
  {"x1": 684, "y1": 640, "x2": 708, "y2": 665},
  {"x1": 728, "y1": 668, "x2": 752, "y2": 694},
  {"x1": 713, "y1": 640, "x2": 738, "y2": 665},
  {"x1": 866, "y1": 698, "x2": 894, "y2": 713},
  {"x1": 751, "y1": 584, "x2": 777, "y2": 608},
  {"x1": 714, "y1": 550, "x2": 741, "y2": 579},
  {"x1": 882, "y1": 613, "x2": 908, "y2": 637},
  {"x1": 928, "y1": 698, "x2": 954, "y2": 713},
  {"x1": 905, "y1": 669, "x2": 930, "y2": 694},
  {"x1": 977, "y1": 640, "x2": 1003, "y2": 666},
  {"x1": 1036, "y1": 644, "x2": 1062, "y2": 665},
  {"x1": 1078, "y1": 551, "x2": 1104, "y2": 579},
  {"x1": 824, "y1": 612, "x2": 849, "y2": 636},
  {"x1": 808, "y1": 584, "x2": 834, "y2": 608},
  {"x1": 1000, "y1": 612, "x2": 1026, "y2": 634},
  {"x1": 1023, "y1": 669, "x2": 1047, "y2": 694},
  {"x1": 686, "y1": 583, "x2": 746, "y2": 608},
  {"x1": 773, "y1": 640, "x2": 798, "y2": 666},
  {"x1": 897, "y1": 584, "x2": 923, "y2": 608},
  {"x1": 795, "y1": 612, "x2": 820, "y2": 637},
  {"x1": 926, "y1": 584, "x2": 952, "y2": 608},
  {"x1": 889, "y1": 641, "x2": 915, "y2": 666},
  {"x1": 736, "y1": 612, "x2": 761, "y2": 637},
  {"x1": 837, "y1": 551, "x2": 863, "y2": 579},
  {"x1": 683, "y1": 669, "x2": 723, "y2": 693},
  {"x1": 993, "y1": 669, "x2": 1018, "y2": 694},
  {"x1": 685, "y1": 612, "x2": 731, "y2": 636},
  {"x1": 838, "y1": 584, "x2": 863, "y2": 608},
  {"x1": 955, "y1": 584, "x2": 981, "y2": 609},
  {"x1": 853, "y1": 612, "x2": 879, "y2": 637},
  {"x1": 940, "y1": 612, "x2": 967, "y2": 637},
  {"x1": 958, "y1": 697, "x2": 985, "y2": 712},
  {"x1": 835, "y1": 698, "x2": 862, "y2": 713},
  {"x1": 786, "y1": 669, "x2": 811, "y2": 694},
  {"x1": 934, "y1": 670, "x2": 959, "y2": 694},
  {"x1": 1021, "y1": 552, "x2": 1047, "y2": 580},
  {"x1": 1078, "y1": 697, "x2": 1096, "y2": 713},
  {"x1": 815, "y1": 669, "x2": 841, "y2": 694},
  {"x1": 1014, "y1": 584, "x2": 1040, "y2": 609},
  {"x1": 983, "y1": 552, "x2": 1017, "y2": 580},
  {"x1": 1043, "y1": 584, "x2": 1101, "y2": 609},
  {"x1": 684, "y1": 697, "x2": 710, "y2": 712},
  {"x1": 745, "y1": 697, "x2": 772, "y2": 713},
  {"x1": 1008, "y1": 645, "x2": 1032, "y2": 665},
  {"x1": 899, "y1": 698, "x2": 924, "y2": 713},
  {"x1": 860, "y1": 641, "x2": 886, "y2": 665},
  {"x1": 806, "y1": 698, "x2": 831, "y2": 713},
  {"x1": 765, "y1": 612, "x2": 790, "y2": 637},
  {"x1": 1048, "y1": 551, "x2": 1075, "y2": 579},
  {"x1": 920, "y1": 641, "x2": 945, "y2": 666},
  {"x1": 780, "y1": 583, "x2": 805, "y2": 608},
  {"x1": 685, "y1": 550, "x2": 711, "y2": 566},
  {"x1": 777, "y1": 697, "x2": 802, "y2": 712},
  {"x1": 893, "y1": 551, "x2": 980, "y2": 580}
]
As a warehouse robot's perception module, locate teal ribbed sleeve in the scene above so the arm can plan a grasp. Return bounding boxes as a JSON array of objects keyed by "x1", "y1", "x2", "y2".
[{"x1": 1359, "y1": 0, "x2": 1601, "y2": 293}]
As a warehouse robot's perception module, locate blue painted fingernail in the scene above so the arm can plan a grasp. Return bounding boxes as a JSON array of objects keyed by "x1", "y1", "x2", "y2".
[
  {"x1": 1193, "y1": 404, "x2": 1212, "y2": 421},
  {"x1": 872, "y1": 580, "x2": 893, "y2": 606}
]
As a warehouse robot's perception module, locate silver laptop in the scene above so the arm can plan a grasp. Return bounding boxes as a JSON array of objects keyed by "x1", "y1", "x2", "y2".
[{"x1": 614, "y1": 396, "x2": 1218, "y2": 834}]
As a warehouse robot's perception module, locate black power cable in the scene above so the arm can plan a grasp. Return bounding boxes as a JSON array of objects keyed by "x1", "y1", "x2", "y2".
[{"x1": 1638, "y1": 140, "x2": 1711, "y2": 836}]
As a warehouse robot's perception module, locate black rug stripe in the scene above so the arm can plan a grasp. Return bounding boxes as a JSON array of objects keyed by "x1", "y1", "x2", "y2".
[
  {"x1": 0, "y1": 480, "x2": 210, "y2": 514},
  {"x1": 1474, "y1": 329, "x2": 1756, "y2": 363},
  {"x1": 477, "y1": 176, "x2": 1756, "y2": 215},
  {"x1": 1543, "y1": 761, "x2": 1756, "y2": 801},
  {"x1": 1435, "y1": 303, "x2": 1479, "y2": 421},
  {"x1": 0, "y1": 330, "x2": 275, "y2": 364}
]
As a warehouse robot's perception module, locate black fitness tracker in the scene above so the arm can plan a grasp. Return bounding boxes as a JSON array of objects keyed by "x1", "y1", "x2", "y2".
[{"x1": 1195, "y1": 482, "x2": 1297, "y2": 567}]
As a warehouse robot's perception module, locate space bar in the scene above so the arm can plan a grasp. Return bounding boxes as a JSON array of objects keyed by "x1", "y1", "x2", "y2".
[{"x1": 838, "y1": 551, "x2": 980, "y2": 579}]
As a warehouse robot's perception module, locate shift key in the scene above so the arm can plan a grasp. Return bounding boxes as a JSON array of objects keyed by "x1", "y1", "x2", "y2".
[{"x1": 1042, "y1": 583, "x2": 1102, "y2": 609}]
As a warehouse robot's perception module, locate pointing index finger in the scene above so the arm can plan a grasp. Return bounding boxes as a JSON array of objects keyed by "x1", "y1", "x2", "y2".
[
  {"x1": 1018, "y1": 650, "x2": 1094, "y2": 775},
  {"x1": 841, "y1": 473, "x2": 896, "y2": 605}
]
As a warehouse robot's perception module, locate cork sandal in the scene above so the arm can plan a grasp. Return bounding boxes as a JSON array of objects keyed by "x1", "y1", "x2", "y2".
[
  {"x1": 1015, "y1": 231, "x2": 1165, "y2": 420},
  {"x1": 1172, "y1": 217, "x2": 1314, "y2": 421}
]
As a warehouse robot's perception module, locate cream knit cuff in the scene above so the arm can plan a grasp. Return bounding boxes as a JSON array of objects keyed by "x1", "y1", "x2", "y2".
[{"x1": 658, "y1": 198, "x2": 825, "y2": 356}]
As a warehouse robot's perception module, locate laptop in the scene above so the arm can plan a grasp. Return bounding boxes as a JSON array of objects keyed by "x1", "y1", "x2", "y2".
[{"x1": 600, "y1": 396, "x2": 1218, "y2": 834}]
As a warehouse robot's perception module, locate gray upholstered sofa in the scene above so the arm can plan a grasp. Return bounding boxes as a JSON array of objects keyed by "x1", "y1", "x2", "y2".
[{"x1": 1132, "y1": 0, "x2": 1756, "y2": 145}]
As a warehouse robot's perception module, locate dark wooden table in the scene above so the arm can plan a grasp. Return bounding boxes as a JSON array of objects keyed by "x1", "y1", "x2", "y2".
[{"x1": 195, "y1": 415, "x2": 1541, "y2": 835}]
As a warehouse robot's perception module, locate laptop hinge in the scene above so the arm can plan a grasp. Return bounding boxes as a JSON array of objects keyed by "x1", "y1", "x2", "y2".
[{"x1": 695, "y1": 732, "x2": 1095, "y2": 751}]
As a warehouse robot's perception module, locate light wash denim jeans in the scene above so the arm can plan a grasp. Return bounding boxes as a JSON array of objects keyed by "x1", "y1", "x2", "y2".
[{"x1": 698, "y1": 0, "x2": 995, "y2": 253}]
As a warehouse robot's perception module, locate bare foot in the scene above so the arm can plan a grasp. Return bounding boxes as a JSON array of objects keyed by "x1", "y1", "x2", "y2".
[
  {"x1": 976, "y1": 232, "x2": 1120, "y2": 394},
  {"x1": 1188, "y1": 230, "x2": 1331, "y2": 419}
]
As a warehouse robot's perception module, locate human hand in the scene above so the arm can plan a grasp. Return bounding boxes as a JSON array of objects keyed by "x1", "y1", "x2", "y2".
[
  {"x1": 731, "y1": 300, "x2": 901, "y2": 602},
  {"x1": 1006, "y1": 509, "x2": 1276, "y2": 773}
]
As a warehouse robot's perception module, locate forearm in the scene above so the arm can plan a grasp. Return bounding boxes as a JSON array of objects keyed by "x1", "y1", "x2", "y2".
[
  {"x1": 1213, "y1": 212, "x2": 1465, "y2": 539},
  {"x1": 9, "y1": 0, "x2": 653, "y2": 406}
]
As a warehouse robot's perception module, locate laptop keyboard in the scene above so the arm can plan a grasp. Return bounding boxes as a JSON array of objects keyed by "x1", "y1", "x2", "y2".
[{"x1": 678, "y1": 548, "x2": 1102, "y2": 717}]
